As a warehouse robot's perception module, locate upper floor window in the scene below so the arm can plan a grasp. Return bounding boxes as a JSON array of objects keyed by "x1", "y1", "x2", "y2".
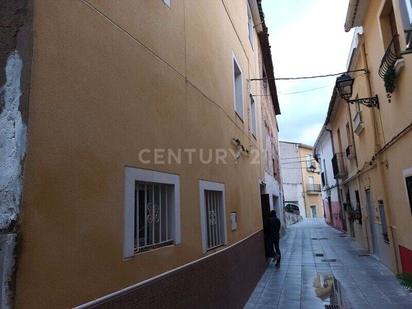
[
  {"x1": 400, "y1": 0, "x2": 412, "y2": 49},
  {"x1": 163, "y1": 0, "x2": 171, "y2": 7},
  {"x1": 247, "y1": 3, "x2": 254, "y2": 47},
  {"x1": 123, "y1": 167, "x2": 181, "y2": 259},
  {"x1": 250, "y1": 95, "x2": 257, "y2": 137},
  {"x1": 233, "y1": 55, "x2": 244, "y2": 120},
  {"x1": 306, "y1": 154, "x2": 313, "y2": 169},
  {"x1": 380, "y1": 0, "x2": 400, "y2": 53}
]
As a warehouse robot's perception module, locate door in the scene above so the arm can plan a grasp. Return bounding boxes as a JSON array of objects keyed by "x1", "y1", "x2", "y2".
[
  {"x1": 310, "y1": 206, "x2": 317, "y2": 218},
  {"x1": 260, "y1": 194, "x2": 273, "y2": 258},
  {"x1": 365, "y1": 190, "x2": 379, "y2": 257}
]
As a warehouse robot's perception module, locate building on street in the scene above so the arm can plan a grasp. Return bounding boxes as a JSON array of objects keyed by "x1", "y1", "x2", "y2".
[
  {"x1": 314, "y1": 0, "x2": 412, "y2": 274},
  {"x1": 280, "y1": 141, "x2": 323, "y2": 219},
  {"x1": 0, "y1": 0, "x2": 282, "y2": 307},
  {"x1": 314, "y1": 127, "x2": 346, "y2": 231}
]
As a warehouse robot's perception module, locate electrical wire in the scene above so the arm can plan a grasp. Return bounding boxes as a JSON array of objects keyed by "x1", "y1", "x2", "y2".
[
  {"x1": 278, "y1": 84, "x2": 334, "y2": 96},
  {"x1": 249, "y1": 69, "x2": 367, "y2": 81}
]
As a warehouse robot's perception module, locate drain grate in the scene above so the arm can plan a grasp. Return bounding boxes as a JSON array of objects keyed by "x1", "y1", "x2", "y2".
[
  {"x1": 315, "y1": 253, "x2": 324, "y2": 257},
  {"x1": 339, "y1": 235, "x2": 348, "y2": 238},
  {"x1": 325, "y1": 305, "x2": 340, "y2": 309},
  {"x1": 312, "y1": 237, "x2": 328, "y2": 240},
  {"x1": 321, "y1": 258, "x2": 337, "y2": 262}
]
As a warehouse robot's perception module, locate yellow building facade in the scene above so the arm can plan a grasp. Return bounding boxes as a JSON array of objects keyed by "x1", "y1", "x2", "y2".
[
  {"x1": 299, "y1": 145, "x2": 323, "y2": 219},
  {"x1": 324, "y1": 0, "x2": 412, "y2": 274},
  {"x1": 0, "y1": 0, "x2": 281, "y2": 308}
]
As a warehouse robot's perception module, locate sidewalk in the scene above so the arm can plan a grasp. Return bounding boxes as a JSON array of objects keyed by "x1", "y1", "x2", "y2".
[{"x1": 245, "y1": 219, "x2": 412, "y2": 309}]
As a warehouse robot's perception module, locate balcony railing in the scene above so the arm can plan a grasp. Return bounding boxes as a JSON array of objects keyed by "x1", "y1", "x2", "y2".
[
  {"x1": 307, "y1": 183, "x2": 321, "y2": 194},
  {"x1": 378, "y1": 34, "x2": 401, "y2": 80},
  {"x1": 332, "y1": 153, "x2": 347, "y2": 179}
]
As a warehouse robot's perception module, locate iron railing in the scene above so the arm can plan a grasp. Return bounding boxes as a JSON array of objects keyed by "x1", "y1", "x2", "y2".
[
  {"x1": 307, "y1": 183, "x2": 321, "y2": 193},
  {"x1": 332, "y1": 153, "x2": 347, "y2": 179},
  {"x1": 378, "y1": 34, "x2": 401, "y2": 79}
]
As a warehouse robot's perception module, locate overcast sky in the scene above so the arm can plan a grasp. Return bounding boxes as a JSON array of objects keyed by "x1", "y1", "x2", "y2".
[{"x1": 262, "y1": 0, "x2": 355, "y2": 145}]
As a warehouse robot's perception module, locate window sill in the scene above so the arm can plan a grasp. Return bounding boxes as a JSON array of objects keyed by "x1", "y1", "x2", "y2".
[
  {"x1": 205, "y1": 244, "x2": 226, "y2": 255},
  {"x1": 134, "y1": 241, "x2": 175, "y2": 256}
]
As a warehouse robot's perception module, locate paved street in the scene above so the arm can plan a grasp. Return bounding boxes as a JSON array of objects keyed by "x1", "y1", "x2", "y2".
[{"x1": 246, "y1": 219, "x2": 412, "y2": 309}]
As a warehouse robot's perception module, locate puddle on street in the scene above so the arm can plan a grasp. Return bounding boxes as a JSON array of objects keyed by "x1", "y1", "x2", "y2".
[{"x1": 313, "y1": 273, "x2": 351, "y2": 309}]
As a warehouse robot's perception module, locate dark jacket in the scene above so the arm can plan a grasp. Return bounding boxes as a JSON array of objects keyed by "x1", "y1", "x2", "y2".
[{"x1": 268, "y1": 216, "x2": 281, "y2": 240}]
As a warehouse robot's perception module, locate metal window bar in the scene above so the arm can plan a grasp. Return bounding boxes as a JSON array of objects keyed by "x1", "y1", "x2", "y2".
[
  {"x1": 135, "y1": 182, "x2": 174, "y2": 252},
  {"x1": 205, "y1": 190, "x2": 224, "y2": 250}
]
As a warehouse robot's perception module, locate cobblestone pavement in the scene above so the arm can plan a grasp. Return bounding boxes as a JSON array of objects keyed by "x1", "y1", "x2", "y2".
[{"x1": 245, "y1": 219, "x2": 412, "y2": 309}]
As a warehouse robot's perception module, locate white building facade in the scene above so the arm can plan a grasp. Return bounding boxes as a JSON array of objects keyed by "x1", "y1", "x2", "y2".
[{"x1": 279, "y1": 141, "x2": 306, "y2": 218}]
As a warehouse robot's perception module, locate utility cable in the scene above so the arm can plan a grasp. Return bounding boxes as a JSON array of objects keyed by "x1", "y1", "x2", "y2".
[{"x1": 249, "y1": 69, "x2": 367, "y2": 81}]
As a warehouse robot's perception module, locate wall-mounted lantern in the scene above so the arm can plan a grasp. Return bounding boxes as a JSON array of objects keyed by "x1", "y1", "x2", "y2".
[{"x1": 336, "y1": 73, "x2": 379, "y2": 109}]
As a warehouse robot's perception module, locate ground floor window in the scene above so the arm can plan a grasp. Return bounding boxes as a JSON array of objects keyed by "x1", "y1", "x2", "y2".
[
  {"x1": 123, "y1": 167, "x2": 180, "y2": 259},
  {"x1": 406, "y1": 176, "x2": 412, "y2": 214},
  {"x1": 135, "y1": 182, "x2": 174, "y2": 251},
  {"x1": 199, "y1": 181, "x2": 227, "y2": 253}
]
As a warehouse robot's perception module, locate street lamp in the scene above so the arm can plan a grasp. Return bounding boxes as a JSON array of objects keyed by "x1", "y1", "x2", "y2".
[{"x1": 336, "y1": 73, "x2": 379, "y2": 109}]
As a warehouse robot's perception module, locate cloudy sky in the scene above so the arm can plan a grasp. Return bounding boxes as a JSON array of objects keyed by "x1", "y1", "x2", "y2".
[{"x1": 262, "y1": 0, "x2": 355, "y2": 145}]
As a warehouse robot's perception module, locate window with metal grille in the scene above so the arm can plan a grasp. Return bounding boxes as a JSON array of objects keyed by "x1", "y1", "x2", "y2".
[
  {"x1": 135, "y1": 182, "x2": 174, "y2": 252},
  {"x1": 204, "y1": 190, "x2": 225, "y2": 250},
  {"x1": 199, "y1": 181, "x2": 227, "y2": 253},
  {"x1": 123, "y1": 167, "x2": 180, "y2": 259}
]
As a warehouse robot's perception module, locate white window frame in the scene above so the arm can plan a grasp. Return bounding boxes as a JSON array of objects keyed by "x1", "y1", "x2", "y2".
[
  {"x1": 123, "y1": 167, "x2": 180, "y2": 259},
  {"x1": 250, "y1": 95, "x2": 257, "y2": 137},
  {"x1": 232, "y1": 54, "x2": 244, "y2": 120},
  {"x1": 199, "y1": 180, "x2": 228, "y2": 253}
]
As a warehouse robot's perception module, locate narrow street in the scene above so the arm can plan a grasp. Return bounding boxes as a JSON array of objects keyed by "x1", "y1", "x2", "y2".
[{"x1": 246, "y1": 220, "x2": 412, "y2": 309}]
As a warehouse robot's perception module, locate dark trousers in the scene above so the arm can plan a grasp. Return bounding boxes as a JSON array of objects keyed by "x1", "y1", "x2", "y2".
[{"x1": 272, "y1": 238, "x2": 281, "y2": 265}]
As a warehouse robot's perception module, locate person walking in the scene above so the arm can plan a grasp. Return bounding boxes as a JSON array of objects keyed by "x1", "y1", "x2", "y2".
[{"x1": 268, "y1": 210, "x2": 281, "y2": 267}]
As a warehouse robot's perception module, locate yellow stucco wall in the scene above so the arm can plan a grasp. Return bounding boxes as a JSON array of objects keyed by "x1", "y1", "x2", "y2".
[
  {"x1": 16, "y1": 1, "x2": 273, "y2": 307},
  {"x1": 355, "y1": 0, "x2": 412, "y2": 272},
  {"x1": 298, "y1": 146, "x2": 323, "y2": 218}
]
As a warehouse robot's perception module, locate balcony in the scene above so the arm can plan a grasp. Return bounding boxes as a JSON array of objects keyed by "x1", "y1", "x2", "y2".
[
  {"x1": 307, "y1": 183, "x2": 321, "y2": 194},
  {"x1": 379, "y1": 34, "x2": 401, "y2": 78},
  {"x1": 378, "y1": 34, "x2": 402, "y2": 93},
  {"x1": 332, "y1": 153, "x2": 347, "y2": 179},
  {"x1": 345, "y1": 144, "x2": 356, "y2": 160},
  {"x1": 353, "y1": 111, "x2": 364, "y2": 136}
]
